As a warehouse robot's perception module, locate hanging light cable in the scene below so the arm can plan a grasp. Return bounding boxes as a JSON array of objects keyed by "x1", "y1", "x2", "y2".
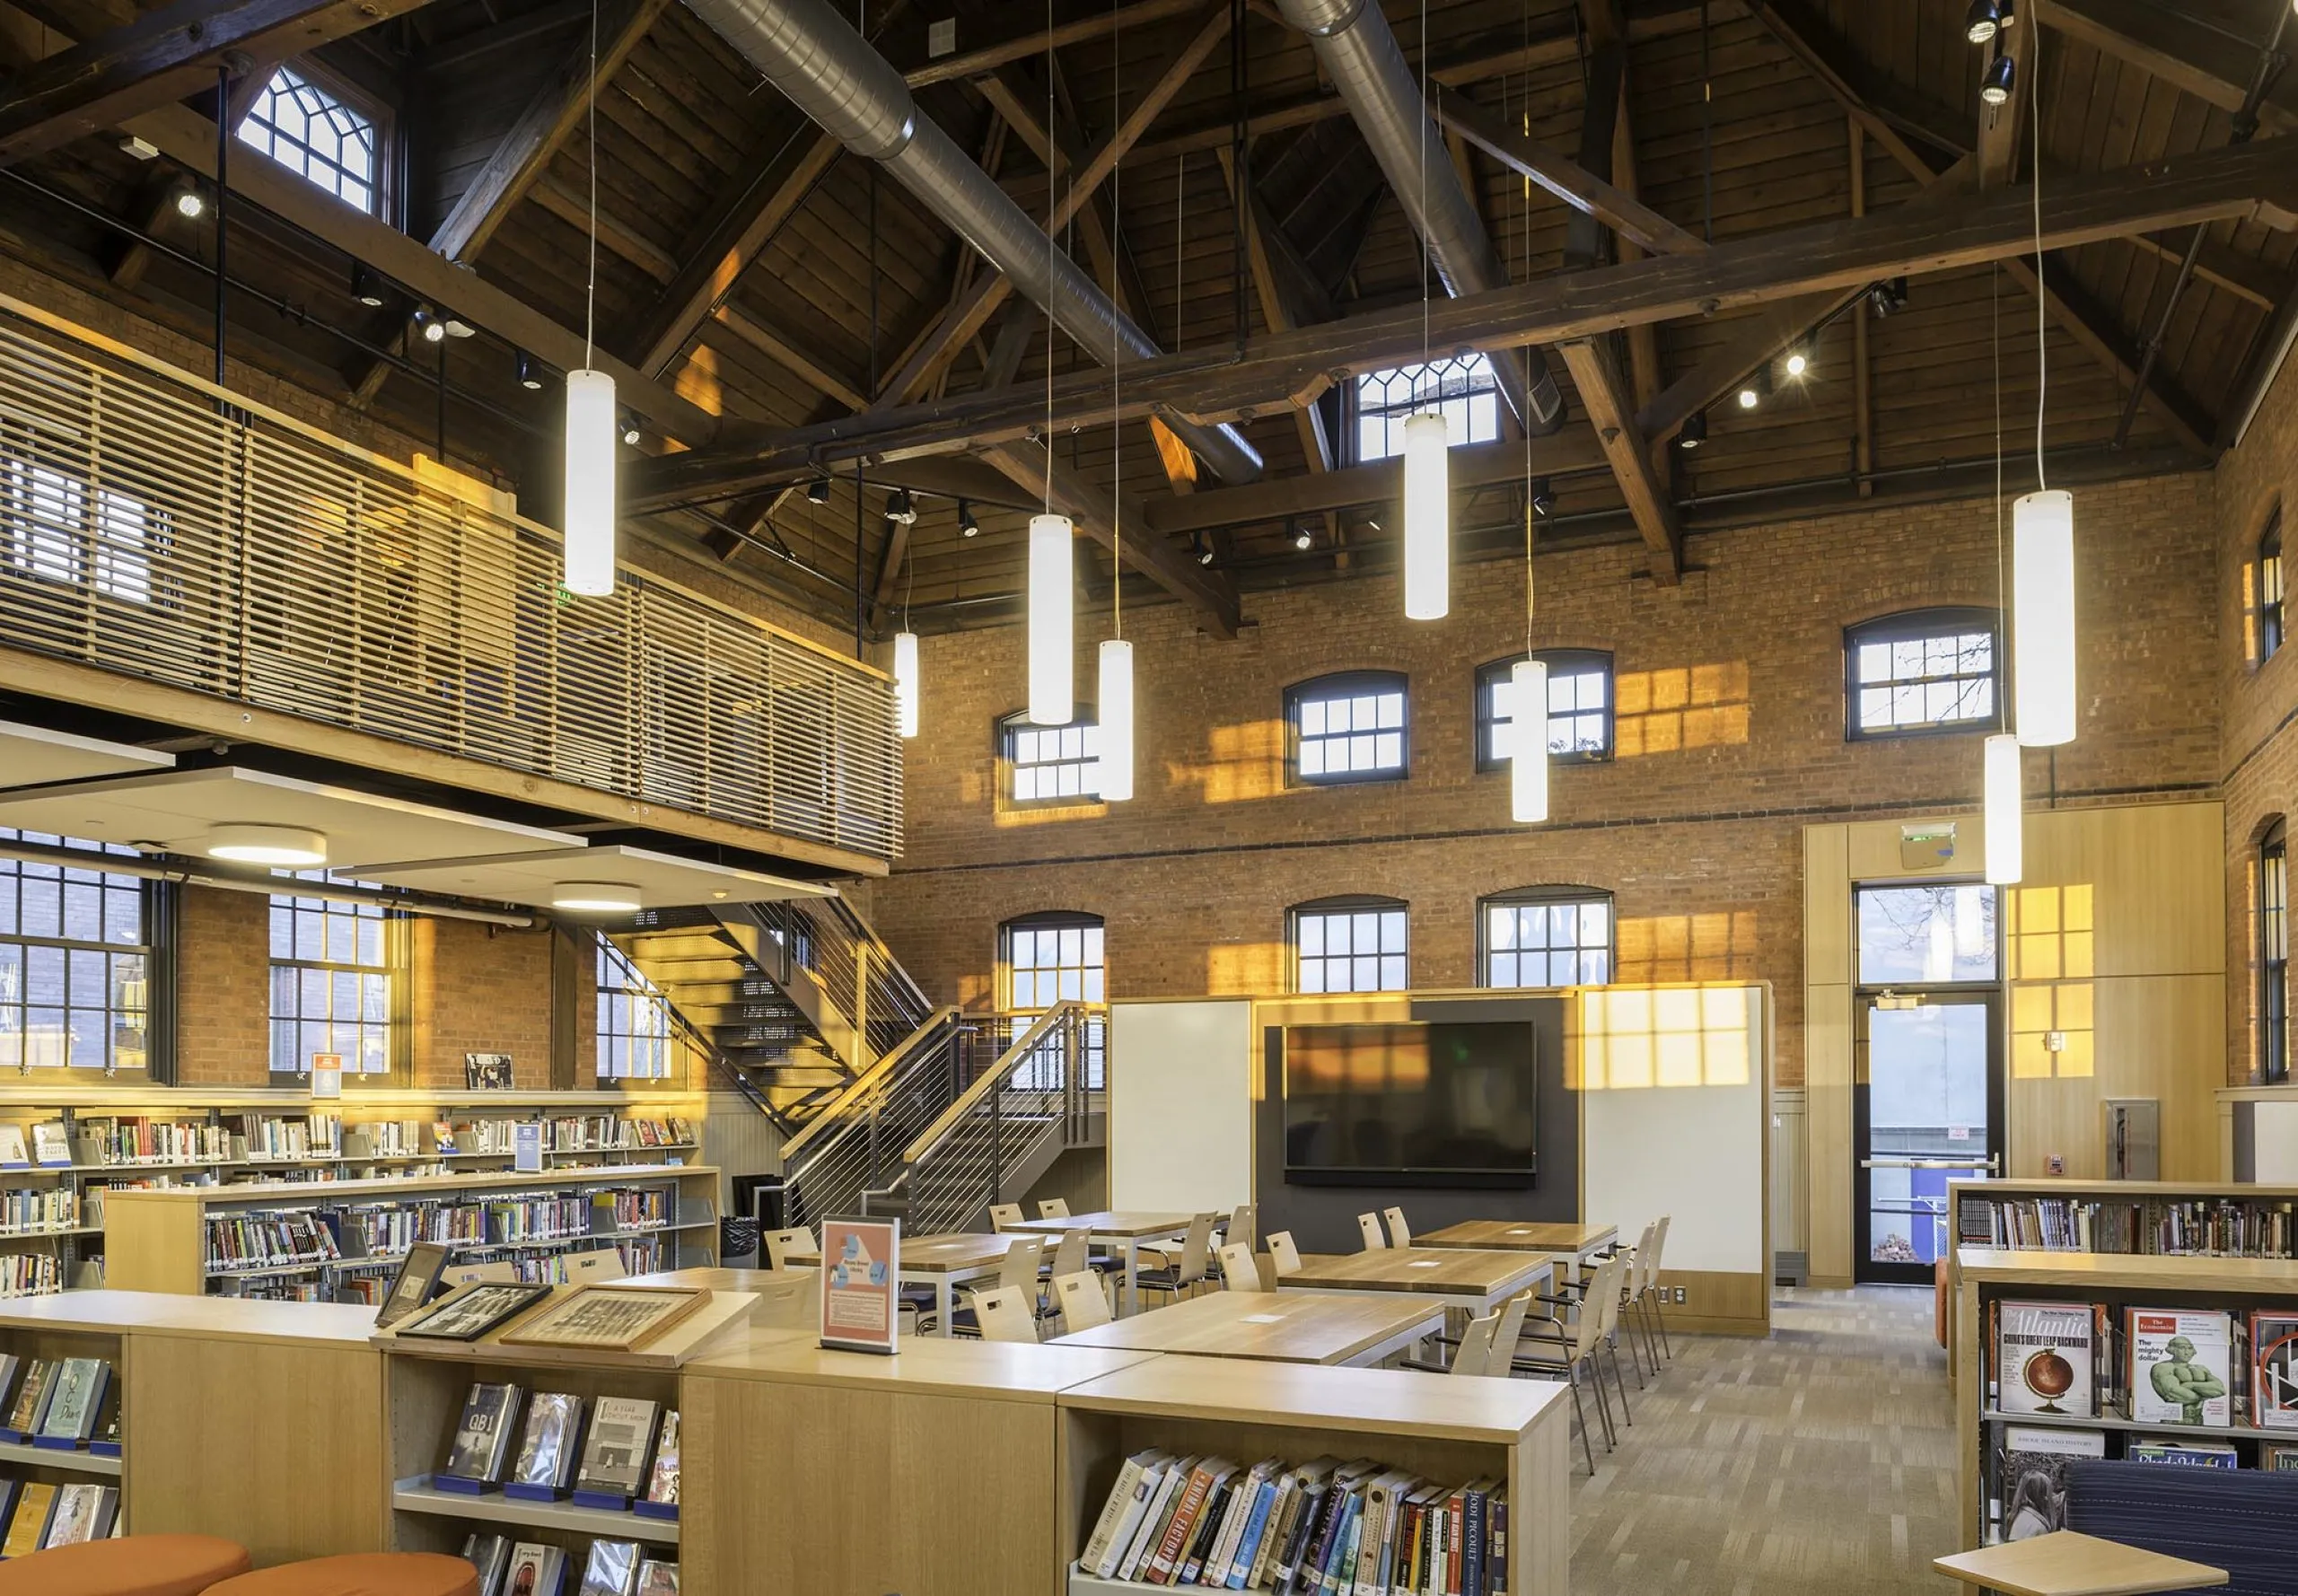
[
  {"x1": 1985, "y1": 263, "x2": 2022, "y2": 886},
  {"x1": 1097, "y1": 4, "x2": 1135, "y2": 802},
  {"x1": 1402, "y1": 0, "x2": 1449, "y2": 621},
  {"x1": 892, "y1": 526, "x2": 919, "y2": 740},
  {"x1": 561, "y1": 0, "x2": 616, "y2": 597},
  {"x1": 2013, "y1": 30, "x2": 2075, "y2": 746},
  {"x1": 1509, "y1": 31, "x2": 1545, "y2": 825},
  {"x1": 1028, "y1": 0, "x2": 1075, "y2": 724}
]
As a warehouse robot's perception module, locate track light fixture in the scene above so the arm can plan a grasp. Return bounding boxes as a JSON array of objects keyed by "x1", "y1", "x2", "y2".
[
  {"x1": 350, "y1": 264, "x2": 386, "y2": 307},
  {"x1": 1292, "y1": 520, "x2": 1313, "y2": 552},
  {"x1": 515, "y1": 351, "x2": 544, "y2": 390},
  {"x1": 1736, "y1": 368, "x2": 1770, "y2": 411},
  {"x1": 1530, "y1": 479, "x2": 1556, "y2": 519},
  {"x1": 957, "y1": 500, "x2": 979, "y2": 539},
  {"x1": 1981, "y1": 50, "x2": 2015, "y2": 106},
  {"x1": 1192, "y1": 531, "x2": 1215, "y2": 566},
  {"x1": 1965, "y1": 0, "x2": 2000, "y2": 44},
  {"x1": 883, "y1": 488, "x2": 917, "y2": 526},
  {"x1": 619, "y1": 412, "x2": 642, "y2": 447},
  {"x1": 1679, "y1": 411, "x2": 1708, "y2": 450},
  {"x1": 1870, "y1": 276, "x2": 1909, "y2": 318},
  {"x1": 806, "y1": 477, "x2": 830, "y2": 506},
  {"x1": 174, "y1": 185, "x2": 206, "y2": 219},
  {"x1": 1785, "y1": 345, "x2": 1811, "y2": 379},
  {"x1": 411, "y1": 305, "x2": 445, "y2": 344}
]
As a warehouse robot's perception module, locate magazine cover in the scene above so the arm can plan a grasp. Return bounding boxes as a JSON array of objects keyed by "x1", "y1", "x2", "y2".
[
  {"x1": 2128, "y1": 1309, "x2": 2234, "y2": 1427},
  {"x1": 1995, "y1": 1301, "x2": 2096, "y2": 1416},
  {"x1": 1995, "y1": 1425, "x2": 2105, "y2": 1542},
  {"x1": 2253, "y1": 1311, "x2": 2298, "y2": 1430},
  {"x1": 2128, "y1": 1439, "x2": 2240, "y2": 1467}
]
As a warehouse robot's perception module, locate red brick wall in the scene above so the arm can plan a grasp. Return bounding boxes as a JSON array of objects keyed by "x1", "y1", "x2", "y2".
[
  {"x1": 870, "y1": 471, "x2": 2222, "y2": 1092},
  {"x1": 173, "y1": 887, "x2": 272, "y2": 1085}
]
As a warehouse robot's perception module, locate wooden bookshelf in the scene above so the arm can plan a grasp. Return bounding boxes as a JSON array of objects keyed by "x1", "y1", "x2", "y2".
[
  {"x1": 1952, "y1": 1246, "x2": 2298, "y2": 1554},
  {"x1": 1950, "y1": 1179, "x2": 2298, "y2": 1263},
  {"x1": 102, "y1": 1163, "x2": 720, "y2": 1297}
]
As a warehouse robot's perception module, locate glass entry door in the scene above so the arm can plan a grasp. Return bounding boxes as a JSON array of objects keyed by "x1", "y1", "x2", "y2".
[{"x1": 1855, "y1": 992, "x2": 2003, "y2": 1284}]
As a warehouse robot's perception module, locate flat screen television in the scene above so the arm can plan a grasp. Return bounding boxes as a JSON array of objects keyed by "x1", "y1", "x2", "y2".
[{"x1": 1281, "y1": 1020, "x2": 1539, "y2": 1186}]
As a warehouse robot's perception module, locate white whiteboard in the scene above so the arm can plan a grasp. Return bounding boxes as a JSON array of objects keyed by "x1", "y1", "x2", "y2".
[{"x1": 1110, "y1": 1000, "x2": 1254, "y2": 1214}]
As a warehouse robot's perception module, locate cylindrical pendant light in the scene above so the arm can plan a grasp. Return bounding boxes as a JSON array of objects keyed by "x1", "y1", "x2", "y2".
[
  {"x1": 2013, "y1": 488, "x2": 2076, "y2": 746},
  {"x1": 1028, "y1": 513, "x2": 1074, "y2": 725},
  {"x1": 1402, "y1": 411, "x2": 1451, "y2": 620},
  {"x1": 1984, "y1": 732, "x2": 2024, "y2": 885},
  {"x1": 563, "y1": 368, "x2": 618, "y2": 596},
  {"x1": 1511, "y1": 657, "x2": 1548, "y2": 824},
  {"x1": 1097, "y1": 638, "x2": 1134, "y2": 802},
  {"x1": 892, "y1": 630, "x2": 920, "y2": 740}
]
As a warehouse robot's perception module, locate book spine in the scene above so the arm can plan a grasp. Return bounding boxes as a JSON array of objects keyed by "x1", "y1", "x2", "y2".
[
  {"x1": 1083, "y1": 1458, "x2": 1148, "y2": 1575},
  {"x1": 1122, "y1": 1469, "x2": 1185, "y2": 1583},
  {"x1": 1353, "y1": 1485, "x2": 1390, "y2": 1596},
  {"x1": 1206, "y1": 1474, "x2": 1259, "y2": 1583},
  {"x1": 1276, "y1": 1485, "x2": 1331, "y2": 1592},
  {"x1": 1244, "y1": 1480, "x2": 1294, "y2": 1590},
  {"x1": 1150, "y1": 1466, "x2": 1217, "y2": 1584},
  {"x1": 1232, "y1": 1478, "x2": 1279, "y2": 1589},
  {"x1": 1184, "y1": 1479, "x2": 1236, "y2": 1584},
  {"x1": 1321, "y1": 1496, "x2": 1363, "y2": 1596},
  {"x1": 1462, "y1": 1487, "x2": 1487, "y2": 1596}
]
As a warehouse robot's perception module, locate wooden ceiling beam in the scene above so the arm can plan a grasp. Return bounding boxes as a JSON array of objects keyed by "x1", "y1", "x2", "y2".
[
  {"x1": 710, "y1": 303, "x2": 868, "y2": 412},
  {"x1": 902, "y1": 0, "x2": 1203, "y2": 90},
  {"x1": 425, "y1": 0, "x2": 666, "y2": 264},
  {"x1": 1975, "y1": 1, "x2": 2035, "y2": 190},
  {"x1": 1215, "y1": 145, "x2": 1331, "y2": 475},
  {"x1": 1434, "y1": 89, "x2": 1702, "y2": 259},
  {"x1": 2033, "y1": 0, "x2": 2298, "y2": 136},
  {"x1": 0, "y1": 0, "x2": 434, "y2": 164},
  {"x1": 626, "y1": 135, "x2": 2298, "y2": 501},
  {"x1": 2002, "y1": 253, "x2": 2215, "y2": 454},
  {"x1": 1560, "y1": 337, "x2": 1680, "y2": 581}
]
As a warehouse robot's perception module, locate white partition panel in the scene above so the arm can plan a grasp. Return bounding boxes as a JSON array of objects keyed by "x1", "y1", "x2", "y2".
[
  {"x1": 1579, "y1": 986, "x2": 1768, "y2": 1276},
  {"x1": 1110, "y1": 999, "x2": 1255, "y2": 1214}
]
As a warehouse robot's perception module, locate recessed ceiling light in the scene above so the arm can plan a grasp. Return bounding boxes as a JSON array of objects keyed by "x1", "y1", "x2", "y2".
[
  {"x1": 550, "y1": 881, "x2": 643, "y2": 913},
  {"x1": 205, "y1": 824, "x2": 328, "y2": 868}
]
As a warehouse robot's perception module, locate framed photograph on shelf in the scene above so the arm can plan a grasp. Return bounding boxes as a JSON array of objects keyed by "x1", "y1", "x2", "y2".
[
  {"x1": 376, "y1": 1241, "x2": 454, "y2": 1330},
  {"x1": 394, "y1": 1282, "x2": 553, "y2": 1343},
  {"x1": 465, "y1": 1053, "x2": 515, "y2": 1091},
  {"x1": 499, "y1": 1285, "x2": 710, "y2": 1353}
]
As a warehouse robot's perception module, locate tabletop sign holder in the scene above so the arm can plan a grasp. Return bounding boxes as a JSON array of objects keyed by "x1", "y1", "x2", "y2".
[
  {"x1": 512, "y1": 1121, "x2": 544, "y2": 1173},
  {"x1": 819, "y1": 1215, "x2": 901, "y2": 1355},
  {"x1": 309, "y1": 1052, "x2": 343, "y2": 1100}
]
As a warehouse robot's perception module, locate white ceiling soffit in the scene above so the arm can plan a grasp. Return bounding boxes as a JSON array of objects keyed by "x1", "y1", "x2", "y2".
[
  {"x1": 351, "y1": 844, "x2": 837, "y2": 910},
  {"x1": 0, "y1": 720, "x2": 175, "y2": 789},
  {"x1": 0, "y1": 767, "x2": 583, "y2": 867}
]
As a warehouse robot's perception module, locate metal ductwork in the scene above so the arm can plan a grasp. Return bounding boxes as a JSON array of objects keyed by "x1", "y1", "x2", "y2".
[
  {"x1": 682, "y1": 0, "x2": 1264, "y2": 485},
  {"x1": 1275, "y1": 0, "x2": 1565, "y2": 435}
]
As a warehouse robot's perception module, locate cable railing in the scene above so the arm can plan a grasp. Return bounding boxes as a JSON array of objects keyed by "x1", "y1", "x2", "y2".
[
  {"x1": 741, "y1": 897, "x2": 934, "y2": 1062},
  {"x1": 778, "y1": 1007, "x2": 972, "y2": 1228},
  {"x1": 892, "y1": 1004, "x2": 1100, "y2": 1237},
  {"x1": 0, "y1": 294, "x2": 901, "y2": 864}
]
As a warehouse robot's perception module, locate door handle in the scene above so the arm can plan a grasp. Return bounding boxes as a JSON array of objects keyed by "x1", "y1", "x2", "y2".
[{"x1": 1860, "y1": 1156, "x2": 2001, "y2": 1171}]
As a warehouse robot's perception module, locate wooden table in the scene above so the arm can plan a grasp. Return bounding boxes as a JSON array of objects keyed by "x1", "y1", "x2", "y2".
[
  {"x1": 897, "y1": 1232, "x2": 1022, "y2": 1337},
  {"x1": 1415, "y1": 1220, "x2": 1618, "y2": 1282},
  {"x1": 1000, "y1": 1210, "x2": 1196, "y2": 1316},
  {"x1": 1053, "y1": 1288, "x2": 1452, "y2": 1366},
  {"x1": 1933, "y1": 1531, "x2": 2226, "y2": 1596},
  {"x1": 1283, "y1": 1249, "x2": 1552, "y2": 1312}
]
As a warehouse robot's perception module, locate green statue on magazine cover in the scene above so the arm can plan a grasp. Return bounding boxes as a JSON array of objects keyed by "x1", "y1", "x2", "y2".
[{"x1": 2148, "y1": 1335, "x2": 2227, "y2": 1425}]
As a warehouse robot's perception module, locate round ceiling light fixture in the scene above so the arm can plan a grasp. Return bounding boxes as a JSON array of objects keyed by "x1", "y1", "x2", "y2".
[
  {"x1": 550, "y1": 881, "x2": 644, "y2": 914},
  {"x1": 205, "y1": 824, "x2": 329, "y2": 868}
]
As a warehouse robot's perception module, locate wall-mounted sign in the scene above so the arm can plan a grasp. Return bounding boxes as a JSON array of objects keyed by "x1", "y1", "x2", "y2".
[
  {"x1": 309, "y1": 1053, "x2": 343, "y2": 1100},
  {"x1": 819, "y1": 1216, "x2": 900, "y2": 1355}
]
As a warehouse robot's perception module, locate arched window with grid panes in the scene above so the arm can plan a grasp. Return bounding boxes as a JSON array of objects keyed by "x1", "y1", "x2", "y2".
[
  {"x1": 999, "y1": 912, "x2": 1104, "y2": 1088},
  {"x1": 1289, "y1": 897, "x2": 1408, "y2": 994},
  {"x1": 1478, "y1": 887, "x2": 1614, "y2": 988}
]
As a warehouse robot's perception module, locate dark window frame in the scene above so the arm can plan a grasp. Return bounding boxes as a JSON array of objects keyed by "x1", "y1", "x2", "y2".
[
  {"x1": 2261, "y1": 508, "x2": 2284, "y2": 666},
  {"x1": 995, "y1": 706, "x2": 1101, "y2": 807},
  {"x1": 265, "y1": 876, "x2": 410, "y2": 1084},
  {"x1": 596, "y1": 934, "x2": 672, "y2": 1083},
  {"x1": 1474, "y1": 650, "x2": 1615, "y2": 772},
  {"x1": 1843, "y1": 606, "x2": 2004, "y2": 741},
  {"x1": 1477, "y1": 886, "x2": 1616, "y2": 989},
  {"x1": 1288, "y1": 894, "x2": 1410, "y2": 995},
  {"x1": 0, "y1": 831, "x2": 168, "y2": 1079},
  {"x1": 2265, "y1": 820, "x2": 2289, "y2": 1085},
  {"x1": 1285, "y1": 671, "x2": 1411, "y2": 787},
  {"x1": 1347, "y1": 355, "x2": 1502, "y2": 466},
  {"x1": 235, "y1": 60, "x2": 394, "y2": 219},
  {"x1": 997, "y1": 911, "x2": 1106, "y2": 1089}
]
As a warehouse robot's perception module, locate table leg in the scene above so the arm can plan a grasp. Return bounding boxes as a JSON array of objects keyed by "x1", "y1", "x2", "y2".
[{"x1": 935, "y1": 1276, "x2": 952, "y2": 1338}]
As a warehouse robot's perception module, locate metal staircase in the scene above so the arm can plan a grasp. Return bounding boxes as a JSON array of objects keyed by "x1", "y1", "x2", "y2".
[
  {"x1": 610, "y1": 895, "x2": 935, "y2": 1128},
  {"x1": 778, "y1": 1004, "x2": 1104, "y2": 1232}
]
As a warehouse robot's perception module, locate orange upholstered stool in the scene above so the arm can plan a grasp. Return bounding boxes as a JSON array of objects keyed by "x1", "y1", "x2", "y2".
[
  {"x1": 204, "y1": 1554, "x2": 478, "y2": 1596},
  {"x1": 0, "y1": 1532, "x2": 250, "y2": 1596}
]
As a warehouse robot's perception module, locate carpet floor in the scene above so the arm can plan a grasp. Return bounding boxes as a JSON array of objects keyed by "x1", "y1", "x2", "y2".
[{"x1": 1566, "y1": 1286, "x2": 1960, "y2": 1596}]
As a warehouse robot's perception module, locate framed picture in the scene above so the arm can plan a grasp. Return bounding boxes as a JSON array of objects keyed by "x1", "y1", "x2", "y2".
[
  {"x1": 376, "y1": 1241, "x2": 453, "y2": 1329},
  {"x1": 465, "y1": 1053, "x2": 515, "y2": 1091},
  {"x1": 499, "y1": 1285, "x2": 710, "y2": 1353},
  {"x1": 395, "y1": 1282, "x2": 553, "y2": 1342}
]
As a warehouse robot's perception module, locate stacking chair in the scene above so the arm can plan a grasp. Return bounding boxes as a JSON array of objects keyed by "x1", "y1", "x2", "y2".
[
  {"x1": 1267, "y1": 1231, "x2": 1303, "y2": 1279},
  {"x1": 1038, "y1": 1197, "x2": 1073, "y2": 1219},
  {"x1": 1038, "y1": 1228, "x2": 1091, "y2": 1323},
  {"x1": 1135, "y1": 1212, "x2": 1215, "y2": 1305},
  {"x1": 1609, "y1": 1220, "x2": 1662, "y2": 1377},
  {"x1": 1355, "y1": 1212, "x2": 1388, "y2": 1250},
  {"x1": 1646, "y1": 1215, "x2": 1675, "y2": 1360},
  {"x1": 1382, "y1": 1206, "x2": 1411, "y2": 1248},
  {"x1": 1447, "y1": 1311, "x2": 1504, "y2": 1377},
  {"x1": 1224, "y1": 1204, "x2": 1258, "y2": 1253},
  {"x1": 1217, "y1": 1241, "x2": 1267, "y2": 1292},
  {"x1": 950, "y1": 1234, "x2": 1047, "y2": 1337},
  {"x1": 968, "y1": 1285, "x2": 1040, "y2": 1343},
  {"x1": 761, "y1": 1227, "x2": 814, "y2": 1270},
  {"x1": 1549, "y1": 1253, "x2": 1636, "y2": 1421},
  {"x1": 1513, "y1": 1250, "x2": 1623, "y2": 1475},
  {"x1": 988, "y1": 1203, "x2": 1025, "y2": 1230},
  {"x1": 1052, "y1": 1270, "x2": 1113, "y2": 1333}
]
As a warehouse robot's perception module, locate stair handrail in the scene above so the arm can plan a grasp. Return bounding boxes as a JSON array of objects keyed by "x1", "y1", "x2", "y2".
[
  {"x1": 899, "y1": 1004, "x2": 1080, "y2": 1166},
  {"x1": 778, "y1": 1004, "x2": 962, "y2": 1162},
  {"x1": 823, "y1": 891, "x2": 934, "y2": 1022}
]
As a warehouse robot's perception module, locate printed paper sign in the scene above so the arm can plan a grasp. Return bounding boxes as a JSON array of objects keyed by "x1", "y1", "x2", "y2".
[
  {"x1": 309, "y1": 1053, "x2": 343, "y2": 1100},
  {"x1": 819, "y1": 1216, "x2": 901, "y2": 1355},
  {"x1": 513, "y1": 1122, "x2": 544, "y2": 1173}
]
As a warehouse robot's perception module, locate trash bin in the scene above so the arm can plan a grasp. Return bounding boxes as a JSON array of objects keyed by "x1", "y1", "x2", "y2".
[{"x1": 720, "y1": 1216, "x2": 760, "y2": 1269}]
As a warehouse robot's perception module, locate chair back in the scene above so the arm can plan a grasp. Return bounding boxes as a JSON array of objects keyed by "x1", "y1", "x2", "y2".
[
  {"x1": 1049, "y1": 1226, "x2": 1091, "y2": 1278},
  {"x1": 1038, "y1": 1197, "x2": 1073, "y2": 1219},
  {"x1": 1623, "y1": 1219, "x2": 1658, "y2": 1297},
  {"x1": 1225, "y1": 1204, "x2": 1258, "y2": 1253},
  {"x1": 1356, "y1": 1212, "x2": 1387, "y2": 1250},
  {"x1": 1449, "y1": 1311, "x2": 1502, "y2": 1377},
  {"x1": 988, "y1": 1203, "x2": 1025, "y2": 1230},
  {"x1": 1382, "y1": 1206, "x2": 1411, "y2": 1248},
  {"x1": 762, "y1": 1227, "x2": 814, "y2": 1270},
  {"x1": 1217, "y1": 1242, "x2": 1266, "y2": 1292},
  {"x1": 1584, "y1": 1251, "x2": 1626, "y2": 1357},
  {"x1": 1052, "y1": 1271, "x2": 1112, "y2": 1331},
  {"x1": 1490, "y1": 1289, "x2": 1532, "y2": 1368},
  {"x1": 1648, "y1": 1214, "x2": 1672, "y2": 1289},
  {"x1": 1000, "y1": 1233, "x2": 1047, "y2": 1291},
  {"x1": 1267, "y1": 1231, "x2": 1302, "y2": 1277},
  {"x1": 969, "y1": 1285, "x2": 1039, "y2": 1343},
  {"x1": 1176, "y1": 1212, "x2": 1217, "y2": 1283}
]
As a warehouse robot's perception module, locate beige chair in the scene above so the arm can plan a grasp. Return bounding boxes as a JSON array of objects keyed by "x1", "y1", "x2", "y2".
[
  {"x1": 761, "y1": 1227, "x2": 814, "y2": 1270},
  {"x1": 1355, "y1": 1212, "x2": 1387, "y2": 1250},
  {"x1": 1135, "y1": 1212, "x2": 1215, "y2": 1304},
  {"x1": 968, "y1": 1285, "x2": 1039, "y2": 1344},
  {"x1": 1267, "y1": 1231, "x2": 1303, "y2": 1279},
  {"x1": 1615, "y1": 1219, "x2": 1662, "y2": 1377},
  {"x1": 999, "y1": 1233, "x2": 1048, "y2": 1293},
  {"x1": 1488, "y1": 1288, "x2": 1533, "y2": 1372},
  {"x1": 1446, "y1": 1311, "x2": 1504, "y2": 1377},
  {"x1": 1037, "y1": 1197, "x2": 1072, "y2": 1219},
  {"x1": 1047, "y1": 1226, "x2": 1091, "y2": 1280},
  {"x1": 1381, "y1": 1206, "x2": 1411, "y2": 1248},
  {"x1": 1646, "y1": 1214, "x2": 1675, "y2": 1360},
  {"x1": 1052, "y1": 1270, "x2": 1113, "y2": 1332},
  {"x1": 1516, "y1": 1249, "x2": 1624, "y2": 1474},
  {"x1": 1224, "y1": 1204, "x2": 1258, "y2": 1253},
  {"x1": 988, "y1": 1203, "x2": 1025, "y2": 1230},
  {"x1": 1217, "y1": 1241, "x2": 1267, "y2": 1292}
]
